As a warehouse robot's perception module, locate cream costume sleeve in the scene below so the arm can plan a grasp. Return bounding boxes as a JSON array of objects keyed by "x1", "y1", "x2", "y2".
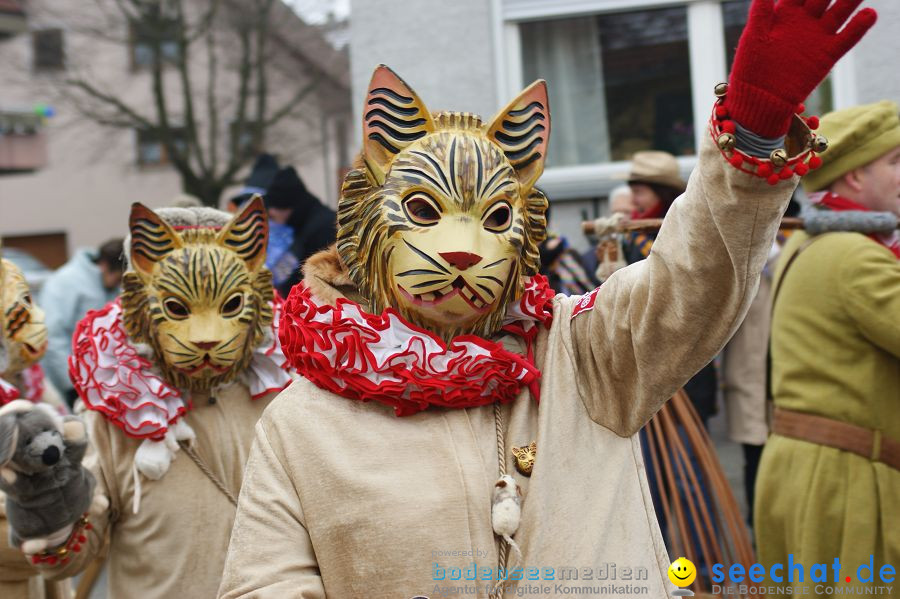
[
  {"x1": 218, "y1": 416, "x2": 324, "y2": 599},
  {"x1": 568, "y1": 132, "x2": 795, "y2": 436}
]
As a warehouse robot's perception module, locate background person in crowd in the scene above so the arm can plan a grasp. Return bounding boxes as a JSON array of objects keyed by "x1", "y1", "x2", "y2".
[
  {"x1": 609, "y1": 183, "x2": 636, "y2": 216},
  {"x1": 756, "y1": 100, "x2": 900, "y2": 599},
  {"x1": 619, "y1": 151, "x2": 687, "y2": 263},
  {"x1": 539, "y1": 205, "x2": 597, "y2": 295},
  {"x1": 227, "y1": 153, "x2": 280, "y2": 213},
  {"x1": 40, "y1": 239, "x2": 123, "y2": 407},
  {"x1": 263, "y1": 165, "x2": 337, "y2": 297},
  {"x1": 581, "y1": 185, "x2": 634, "y2": 279}
]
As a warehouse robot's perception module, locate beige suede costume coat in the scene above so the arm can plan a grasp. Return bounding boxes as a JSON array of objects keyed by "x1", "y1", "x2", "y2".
[
  {"x1": 27, "y1": 384, "x2": 277, "y2": 599},
  {"x1": 219, "y1": 136, "x2": 796, "y2": 599}
]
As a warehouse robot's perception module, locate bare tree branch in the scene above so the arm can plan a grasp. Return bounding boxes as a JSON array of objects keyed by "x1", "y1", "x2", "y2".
[
  {"x1": 172, "y1": 0, "x2": 207, "y2": 177},
  {"x1": 206, "y1": 0, "x2": 221, "y2": 176},
  {"x1": 262, "y1": 78, "x2": 319, "y2": 129},
  {"x1": 64, "y1": 78, "x2": 153, "y2": 129},
  {"x1": 251, "y1": 0, "x2": 276, "y2": 152}
]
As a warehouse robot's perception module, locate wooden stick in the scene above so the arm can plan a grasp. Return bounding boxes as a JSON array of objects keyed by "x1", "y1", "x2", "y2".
[{"x1": 582, "y1": 216, "x2": 807, "y2": 234}]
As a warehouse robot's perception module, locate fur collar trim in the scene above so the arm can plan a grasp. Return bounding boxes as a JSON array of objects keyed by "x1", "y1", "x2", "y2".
[{"x1": 301, "y1": 245, "x2": 360, "y2": 306}]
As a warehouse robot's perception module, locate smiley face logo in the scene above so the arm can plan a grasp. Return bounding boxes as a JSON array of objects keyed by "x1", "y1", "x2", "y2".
[{"x1": 668, "y1": 557, "x2": 696, "y2": 587}]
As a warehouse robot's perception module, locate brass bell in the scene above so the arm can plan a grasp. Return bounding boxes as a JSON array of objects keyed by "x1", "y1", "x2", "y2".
[
  {"x1": 714, "y1": 82, "x2": 729, "y2": 98},
  {"x1": 717, "y1": 133, "x2": 736, "y2": 152},
  {"x1": 813, "y1": 135, "x2": 828, "y2": 153},
  {"x1": 770, "y1": 148, "x2": 788, "y2": 167}
]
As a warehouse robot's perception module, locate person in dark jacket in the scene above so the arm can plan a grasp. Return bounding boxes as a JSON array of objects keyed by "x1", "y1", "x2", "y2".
[
  {"x1": 228, "y1": 154, "x2": 281, "y2": 212},
  {"x1": 264, "y1": 166, "x2": 337, "y2": 298}
]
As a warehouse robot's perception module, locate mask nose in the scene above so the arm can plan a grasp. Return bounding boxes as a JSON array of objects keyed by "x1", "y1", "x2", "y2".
[
  {"x1": 439, "y1": 251, "x2": 483, "y2": 271},
  {"x1": 42, "y1": 446, "x2": 60, "y2": 466},
  {"x1": 193, "y1": 341, "x2": 219, "y2": 350}
]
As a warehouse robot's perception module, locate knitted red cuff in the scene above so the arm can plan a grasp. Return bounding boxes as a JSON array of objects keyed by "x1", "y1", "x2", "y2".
[{"x1": 725, "y1": 78, "x2": 798, "y2": 139}]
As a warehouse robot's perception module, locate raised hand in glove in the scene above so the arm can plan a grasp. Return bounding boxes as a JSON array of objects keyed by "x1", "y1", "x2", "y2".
[{"x1": 727, "y1": 0, "x2": 877, "y2": 138}]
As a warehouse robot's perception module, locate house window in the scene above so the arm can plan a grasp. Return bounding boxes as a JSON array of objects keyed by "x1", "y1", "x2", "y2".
[
  {"x1": 130, "y1": 19, "x2": 180, "y2": 68},
  {"x1": 723, "y1": 0, "x2": 832, "y2": 115},
  {"x1": 521, "y1": 5, "x2": 694, "y2": 166},
  {"x1": 136, "y1": 127, "x2": 187, "y2": 166},
  {"x1": 32, "y1": 29, "x2": 64, "y2": 70}
]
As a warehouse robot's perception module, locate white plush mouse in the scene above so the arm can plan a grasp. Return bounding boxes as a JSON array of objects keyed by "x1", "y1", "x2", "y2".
[{"x1": 491, "y1": 474, "x2": 523, "y2": 564}]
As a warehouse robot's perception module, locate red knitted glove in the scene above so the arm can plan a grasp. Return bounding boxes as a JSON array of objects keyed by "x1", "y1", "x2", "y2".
[{"x1": 727, "y1": 0, "x2": 877, "y2": 137}]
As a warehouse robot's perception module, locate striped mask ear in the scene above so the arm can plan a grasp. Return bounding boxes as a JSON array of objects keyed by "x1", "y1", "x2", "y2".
[
  {"x1": 363, "y1": 65, "x2": 435, "y2": 185},
  {"x1": 486, "y1": 80, "x2": 550, "y2": 192},
  {"x1": 216, "y1": 195, "x2": 268, "y2": 272},
  {"x1": 129, "y1": 203, "x2": 183, "y2": 277}
]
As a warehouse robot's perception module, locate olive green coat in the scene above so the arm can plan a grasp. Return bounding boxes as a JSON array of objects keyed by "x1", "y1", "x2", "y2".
[{"x1": 755, "y1": 230, "x2": 900, "y2": 598}]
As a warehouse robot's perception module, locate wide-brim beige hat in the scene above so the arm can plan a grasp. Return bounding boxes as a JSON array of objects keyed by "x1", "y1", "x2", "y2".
[{"x1": 614, "y1": 150, "x2": 687, "y2": 192}]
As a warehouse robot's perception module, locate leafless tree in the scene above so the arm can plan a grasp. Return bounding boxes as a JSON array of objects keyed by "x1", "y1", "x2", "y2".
[{"x1": 60, "y1": 0, "x2": 325, "y2": 205}]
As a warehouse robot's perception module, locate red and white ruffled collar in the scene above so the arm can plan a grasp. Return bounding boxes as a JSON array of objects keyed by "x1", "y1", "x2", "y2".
[
  {"x1": 279, "y1": 275, "x2": 555, "y2": 416},
  {"x1": 69, "y1": 297, "x2": 293, "y2": 440}
]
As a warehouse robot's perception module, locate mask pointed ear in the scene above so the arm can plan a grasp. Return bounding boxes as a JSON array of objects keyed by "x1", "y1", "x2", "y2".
[
  {"x1": 486, "y1": 80, "x2": 550, "y2": 192},
  {"x1": 216, "y1": 195, "x2": 268, "y2": 272},
  {"x1": 129, "y1": 203, "x2": 183, "y2": 277},
  {"x1": 362, "y1": 65, "x2": 435, "y2": 185}
]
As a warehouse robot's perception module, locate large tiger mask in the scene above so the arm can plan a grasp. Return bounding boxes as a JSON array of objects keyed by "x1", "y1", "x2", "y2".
[
  {"x1": 120, "y1": 198, "x2": 273, "y2": 393},
  {"x1": 337, "y1": 66, "x2": 550, "y2": 340}
]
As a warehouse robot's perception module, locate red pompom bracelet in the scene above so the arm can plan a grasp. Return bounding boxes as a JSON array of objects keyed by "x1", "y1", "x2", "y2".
[
  {"x1": 30, "y1": 514, "x2": 92, "y2": 566},
  {"x1": 711, "y1": 83, "x2": 827, "y2": 186}
]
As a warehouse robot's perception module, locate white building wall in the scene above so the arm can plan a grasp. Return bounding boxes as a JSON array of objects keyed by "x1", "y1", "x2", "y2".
[
  {"x1": 348, "y1": 0, "x2": 499, "y2": 138},
  {"x1": 850, "y1": 0, "x2": 900, "y2": 106}
]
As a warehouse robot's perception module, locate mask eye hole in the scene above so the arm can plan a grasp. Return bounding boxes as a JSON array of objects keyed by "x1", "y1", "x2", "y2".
[
  {"x1": 483, "y1": 201, "x2": 512, "y2": 233},
  {"x1": 221, "y1": 293, "x2": 244, "y2": 317},
  {"x1": 403, "y1": 193, "x2": 441, "y2": 226},
  {"x1": 163, "y1": 298, "x2": 190, "y2": 320}
]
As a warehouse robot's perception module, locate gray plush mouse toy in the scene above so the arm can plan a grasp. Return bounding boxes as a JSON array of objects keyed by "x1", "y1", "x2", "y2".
[{"x1": 0, "y1": 399, "x2": 105, "y2": 554}]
